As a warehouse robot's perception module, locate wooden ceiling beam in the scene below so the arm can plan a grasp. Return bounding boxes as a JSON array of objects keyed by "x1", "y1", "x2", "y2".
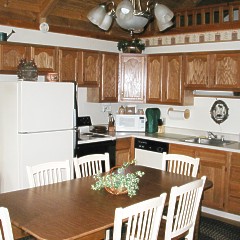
[
  {"x1": 39, "y1": 0, "x2": 60, "y2": 20},
  {"x1": 0, "y1": 0, "x2": 39, "y2": 12}
]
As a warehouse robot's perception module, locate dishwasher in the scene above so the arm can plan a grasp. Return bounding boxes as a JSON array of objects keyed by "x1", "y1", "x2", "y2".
[{"x1": 134, "y1": 138, "x2": 169, "y2": 170}]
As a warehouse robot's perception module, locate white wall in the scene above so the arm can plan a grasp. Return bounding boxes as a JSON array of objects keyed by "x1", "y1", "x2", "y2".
[{"x1": 1, "y1": 25, "x2": 240, "y2": 138}]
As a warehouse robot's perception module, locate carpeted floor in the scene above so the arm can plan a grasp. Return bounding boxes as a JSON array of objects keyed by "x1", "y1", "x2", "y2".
[{"x1": 199, "y1": 216, "x2": 240, "y2": 240}]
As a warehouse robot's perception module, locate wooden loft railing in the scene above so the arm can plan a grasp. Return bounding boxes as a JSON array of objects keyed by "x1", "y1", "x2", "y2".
[
  {"x1": 175, "y1": 2, "x2": 240, "y2": 30},
  {"x1": 145, "y1": 2, "x2": 240, "y2": 36}
]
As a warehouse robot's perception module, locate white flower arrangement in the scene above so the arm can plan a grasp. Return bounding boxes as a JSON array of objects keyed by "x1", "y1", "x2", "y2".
[{"x1": 91, "y1": 160, "x2": 145, "y2": 198}]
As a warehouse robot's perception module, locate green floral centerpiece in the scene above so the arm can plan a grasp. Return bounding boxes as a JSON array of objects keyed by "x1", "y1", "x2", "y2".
[
  {"x1": 91, "y1": 160, "x2": 145, "y2": 198},
  {"x1": 117, "y1": 39, "x2": 145, "y2": 53}
]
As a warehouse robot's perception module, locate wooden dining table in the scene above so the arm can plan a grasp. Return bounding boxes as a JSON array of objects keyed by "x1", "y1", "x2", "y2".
[{"x1": 0, "y1": 165, "x2": 212, "y2": 240}]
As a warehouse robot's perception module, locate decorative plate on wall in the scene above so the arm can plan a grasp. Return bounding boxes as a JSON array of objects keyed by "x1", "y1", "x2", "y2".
[{"x1": 210, "y1": 100, "x2": 229, "y2": 124}]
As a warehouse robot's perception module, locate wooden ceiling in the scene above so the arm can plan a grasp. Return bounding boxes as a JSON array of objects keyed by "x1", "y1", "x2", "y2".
[{"x1": 0, "y1": 0, "x2": 238, "y2": 41}]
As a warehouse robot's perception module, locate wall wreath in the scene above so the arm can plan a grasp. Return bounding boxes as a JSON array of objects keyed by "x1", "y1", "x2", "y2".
[{"x1": 210, "y1": 100, "x2": 229, "y2": 124}]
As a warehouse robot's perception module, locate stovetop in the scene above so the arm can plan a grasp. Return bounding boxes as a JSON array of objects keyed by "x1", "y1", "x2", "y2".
[{"x1": 77, "y1": 116, "x2": 115, "y2": 144}]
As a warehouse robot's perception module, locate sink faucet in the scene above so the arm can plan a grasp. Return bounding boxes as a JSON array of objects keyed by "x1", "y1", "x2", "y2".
[{"x1": 207, "y1": 131, "x2": 218, "y2": 139}]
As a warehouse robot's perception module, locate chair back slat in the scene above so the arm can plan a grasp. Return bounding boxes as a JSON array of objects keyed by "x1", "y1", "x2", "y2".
[
  {"x1": 165, "y1": 176, "x2": 206, "y2": 240},
  {"x1": 162, "y1": 152, "x2": 200, "y2": 177},
  {"x1": 26, "y1": 160, "x2": 71, "y2": 187},
  {"x1": 113, "y1": 193, "x2": 167, "y2": 240},
  {"x1": 74, "y1": 153, "x2": 110, "y2": 178}
]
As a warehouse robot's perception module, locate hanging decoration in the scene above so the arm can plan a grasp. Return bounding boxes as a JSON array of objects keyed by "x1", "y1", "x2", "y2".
[{"x1": 210, "y1": 100, "x2": 229, "y2": 124}]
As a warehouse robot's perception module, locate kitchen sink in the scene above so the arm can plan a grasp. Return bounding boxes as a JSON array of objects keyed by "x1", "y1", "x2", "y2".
[{"x1": 183, "y1": 137, "x2": 235, "y2": 147}]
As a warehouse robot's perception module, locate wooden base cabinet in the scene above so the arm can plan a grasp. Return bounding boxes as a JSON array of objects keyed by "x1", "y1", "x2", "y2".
[
  {"x1": 115, "y1": 137, "x2": 135, "y2": 166},
  {"x1": 169, "y1": 144, "x2": 228, "y2": 211},
  {"x1": 226, "y1": 152, "x2": 240, "y2": 214}
]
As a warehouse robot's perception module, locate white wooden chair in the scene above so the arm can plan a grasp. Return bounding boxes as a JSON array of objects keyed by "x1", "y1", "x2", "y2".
[
  {"x1": 26, "y1": 160, "x2": 71, "y2": 187},
  {"x1": 112, "y1": 193, "x2": 167, "y2": 240},
  {"x1": 162, "y1": 152, "x2": 200, "y2": 177},
  {"x1": 73, "y1": 153, "x2": 110, "y2": 178},
  {"x1": 0, "y1": 207, "x2": 14, "y2": 240},
  {"x1": 163, "y1": 176, "x2": 207, "y2": 240}
]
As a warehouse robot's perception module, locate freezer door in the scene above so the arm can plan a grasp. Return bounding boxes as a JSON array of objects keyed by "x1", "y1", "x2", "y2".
[
  {"x1": 19, "y1": 130, "x2": 74, "y2": 190},
  {"x1": 18, "y1": 81, "x2": 75, "y2": 133}
]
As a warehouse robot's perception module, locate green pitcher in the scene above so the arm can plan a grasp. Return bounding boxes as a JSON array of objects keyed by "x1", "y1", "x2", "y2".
[{"x1": 145, "y1": 108, "x2": 161, "y2": 133}]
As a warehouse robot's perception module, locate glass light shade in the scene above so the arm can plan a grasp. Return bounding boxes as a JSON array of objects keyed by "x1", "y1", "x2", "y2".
[
  {"x1": 156, "y1": 20, "x2": 173, "y2": 31},
  {"x1": 154, "y1": 3, "x2": 174, "y2": 24},
  {"x1": 116, "y1": 0, "x2": 134, "y2": 21},
  {"x1": 87, "y1": 5, "x2": 107, "y2": 26},
  {"x1": 116, "y1": 14, "x2": 148, "y2": 32},
  {"x1": 99, "y1": 13, "x2": 113, "y2": 30}
]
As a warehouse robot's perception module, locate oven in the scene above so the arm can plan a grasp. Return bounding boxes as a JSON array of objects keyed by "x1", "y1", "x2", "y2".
[{"x1": 75, "y1": 116, "x2": 116, "y2": 168}]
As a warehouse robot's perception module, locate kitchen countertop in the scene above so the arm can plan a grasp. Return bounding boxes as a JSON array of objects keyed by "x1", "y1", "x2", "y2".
[{"x1": 108, "y1": 131, "x2": 240, "y2": 153}]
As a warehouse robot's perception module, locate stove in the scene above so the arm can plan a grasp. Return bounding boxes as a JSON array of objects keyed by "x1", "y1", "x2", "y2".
[
  {"x1": 76, "y1": 116, "x2": 116, "y2": 168},
  {"x1": 77, "y1": 116, "x2": 115, "y2": 144}
]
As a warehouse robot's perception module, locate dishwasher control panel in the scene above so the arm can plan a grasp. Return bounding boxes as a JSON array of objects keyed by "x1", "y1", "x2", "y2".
[{"x1": 135, "y1": 138, "x2": 169, "y2": 153}]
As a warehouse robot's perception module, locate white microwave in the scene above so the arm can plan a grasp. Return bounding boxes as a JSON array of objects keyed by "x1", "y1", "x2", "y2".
[{"x1": 115, "y1": 114, "x2": 146, "y2": 132}]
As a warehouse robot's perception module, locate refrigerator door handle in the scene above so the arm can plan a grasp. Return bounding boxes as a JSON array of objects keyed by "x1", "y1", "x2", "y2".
[{"x1": 73, "y1": 108, "x2": 77, "y2": 129}]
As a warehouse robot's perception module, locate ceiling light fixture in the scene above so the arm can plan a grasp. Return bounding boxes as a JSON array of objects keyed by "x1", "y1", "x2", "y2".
[{"x1": 87, "y1": 0, "x2": 174, "y2": 36}]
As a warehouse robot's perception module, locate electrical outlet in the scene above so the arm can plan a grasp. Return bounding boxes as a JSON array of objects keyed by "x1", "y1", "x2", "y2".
[{"x1": 102, "y1": 104, "x2": 111, "y2": 112}]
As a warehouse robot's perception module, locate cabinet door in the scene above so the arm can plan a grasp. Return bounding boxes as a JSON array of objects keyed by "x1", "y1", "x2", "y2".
[
  {"x1": 30, "y1": 46, "x2": 57, "y2": 73},
  {"x1": 119, "y1": 54, "x2": 146, "y2": 103},
  {"x1": 170, "y1": 143, "x2": 227, "y2": 210},
  {"x1": 78, "y1": 50, "x2": 101, "y2": 87},
  {"x1": 196, "y1": 148, "x2": 227, "y2": 210},
  {"x1": 162, "y1": 55, "x2": 182, "y2": 104},
  {"x1": 0, "y1": 43, "x2": 29, "y2": 73},
  {"x1": 58, "y1": 48, "x2": 78, "y2": 82},
  {"x1": 169, "y1": 143, "x2": 196, "y2": 157},
  {"x1": 100, "y1": 53, "x2": 118, "y2": 102},
  {"x1": 146, "y1": 55, "x2": 163, "y2": 103},
  {"x1": 226, "y1": 152, "x2": 240, "y2": 214},
  {"x1": 210, "y1": 53, "x2": 240, "y2": 89},
  {"x1": 184, "y1": 53, "x2": 210, "y2": 89},
  {"x1": 87, "y1": 53, "x2": 118, "y2": 102},
  {"x1": 116, "y1": 137, "x2": 134, "y2": 166}
]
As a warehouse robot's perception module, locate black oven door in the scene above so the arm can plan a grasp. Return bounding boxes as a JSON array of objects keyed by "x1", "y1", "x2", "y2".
[{"x1": 75, "y1": 140, "x2": 116, "y2": 169}]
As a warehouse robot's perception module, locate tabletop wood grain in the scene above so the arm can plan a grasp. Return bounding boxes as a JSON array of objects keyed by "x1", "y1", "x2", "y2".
[{"x1": 0, "y1": 166, "x2": 212, "y2": 240}]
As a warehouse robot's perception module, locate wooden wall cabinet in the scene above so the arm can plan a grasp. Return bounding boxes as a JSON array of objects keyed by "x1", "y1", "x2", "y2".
[
  {"x1": 146, "y1": 54, "x2": 193, "y2": 105},
  {"x1": 58, "y1": 48, "x2": 79, "y2": 82},
  {"x1": 184, "y1": 53, "x2": 210, "y2": 89},
  {"x1": 78, "y1": 50, "x2": 101, "y2": 87},
  {"x1": 169, "y1": 143, "x2": 227, "y2": 211},
  {"x1": 115, "y1": 137, "x2": 135, "y2": 166},
  {"x1": 184, "y1": 51, "x2": 240, "y2": 90},
  {"x1": 30, "y1": 45, "x2": 57, "y2": 74},
  {"x1": 119, "y1": 54, "x2": 146, "y2": 103},
  {"x1": 0, "y1": 43, "x2": 29, "y2": 73},
  {"x1": 87, "y1": 52, "x2": 118, "y2": 102},
  {"x1": 211, "y1": 53, "x2": 240, "y2": 89}
]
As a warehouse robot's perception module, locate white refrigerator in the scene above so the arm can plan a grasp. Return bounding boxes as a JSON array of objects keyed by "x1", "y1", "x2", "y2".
[{"x1": 0, "y1": 81, "x2": 76, "y2": 193}]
